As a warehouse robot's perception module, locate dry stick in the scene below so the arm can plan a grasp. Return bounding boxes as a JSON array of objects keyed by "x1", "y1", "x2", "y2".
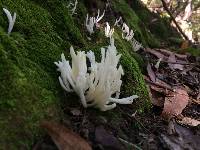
[
  {"x1": 160, "y1": 0, "x2": 189, "y2": 40},
  {"x1": 131, "y1": 114, "x2": 152, "y2": 134},
  {"x1": 118, "y1": 138, "x2": 143, "y2": 150}
]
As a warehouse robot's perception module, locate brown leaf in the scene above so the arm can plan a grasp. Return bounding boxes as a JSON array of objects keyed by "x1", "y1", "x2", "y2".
[
  {"x1": 168, "y1": 54, "x2": 184, "y2": 70},
  {"x1": 160, "y1": 122, "x2": 200, "y2": 150},
  {"x1": 95, "y1": 126, "x2": 124, "y2": 150},
  {"x1": 150, "y1": 84, "x2": 169, "y2": 95},
  {"x1": 144, "y1": 76, "x2": 173, "y2": 91},
  {"x1": 150, "y1": 89, "x2": 165, "y2": 107},
  {"x1": 147, "y1": 63, "x2": 156, "y2": 82},
  {"x1": 145, "y1": 48, "x2": 166, "y2": 60},
  {"x1": 161, "y1": 88, "x2": 189, "y2": 119},
  {"x1": 41, "y1": 121, "x2": 92, "y2": 150},
  {"x1": 156, "y1": 48, "x2": 187, "y2": 59},
  {"x1": 149, "y1": 84, "x2": 167, "y2": 107},
  {"x1": 178, "y1": 117, "x2": 200, "y2": 127},
  {"x1": 155, "y1": 78, "x2": 173, "y2": 90},
  {"x1": 167, "y1": 120, "x2": 176, "y2": 135},
  {"x1": 197, "y1": 92, "x2": 200, "y2": 100}
]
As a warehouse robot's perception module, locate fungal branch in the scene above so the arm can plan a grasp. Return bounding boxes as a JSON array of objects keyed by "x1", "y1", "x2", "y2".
[
  {"x1": 3, "y1": 8, "x2": 16, "y2": 35},
  {"x1": 67, "y1": 0, "x2": 78, "y2": 15},
  {"x1": 105, "y1": 22, "x2": 114, "y2": 38},
  {"x1": 85, "y1": 9, "x2": 105, "y2": 35}
]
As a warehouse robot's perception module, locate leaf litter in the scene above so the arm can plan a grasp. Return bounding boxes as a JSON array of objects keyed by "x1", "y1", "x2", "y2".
[{"x1": 144, "y1": 47, "x2": 200, "y2": 149}]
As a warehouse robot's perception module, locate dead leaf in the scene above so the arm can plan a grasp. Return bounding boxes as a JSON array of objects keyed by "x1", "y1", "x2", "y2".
[
  {"x1": 95, "y1": 126, "x2": 124, "y2": 150},
  {"x1": 41, "y1": 121, "x2": 92, "y2": 150},
  {"x1": 160, "y1": 122, "x2": 200, "y2": 150},
  {"x1": 142, "y1": 134, "x2": 159, "y2": 150},
  {"x1": 168, "y1": 54, "x2": 184, "y2": 70},
  {"x1": 156, "y1": 48, "x2": 187, "y2": 59},
  {"x1": 147, "y1": 63, "x2": 156, "y2": 82},
  {"x1": 192, "y1": 99, "x2": 200, "y2": 105},
  {"x1": 150, "y1": 89, "x2": 165, "y2": 107},
  {"x1": 144, "y1": 76, "x2": 173, "y2": 91},
  {"x1": 168, "y1": 54, "x2": 176, "y2": 69},
  {"x1": 145, "y1": 48, "x2": 166, "y2": 60},
  {"x1": 178, "y1": 117, "x2": 200, "y2": 127},
  {"x1": 172, "y1": 63, "x2": 184, "y2": 70},
  {"x1": 150, "y1": 84, "x2": 169, "y2": 95},
  {"x1": 155, "y1": 78, "x2": 173, "y2": 90},
  {"x1": 197, "y1": 92, "x2": 200, "y2": 100},
  {"x1": 161, "y1": 88, "x2": 189, "y2": 119},
  {"x1": 168, "y1": 120, "x2": 176, "y2": 135}
]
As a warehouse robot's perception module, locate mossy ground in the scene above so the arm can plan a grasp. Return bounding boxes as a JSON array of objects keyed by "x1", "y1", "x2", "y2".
[
  {"x1": 0, "y1": 0, "x2": 157, "y2": 148},
  {"x1": 182, "y1": 47, "x2": 200, "y2": 56}
]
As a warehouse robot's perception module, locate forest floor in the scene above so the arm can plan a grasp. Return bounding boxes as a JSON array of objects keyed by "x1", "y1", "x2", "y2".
[{"x1": 33, "y1": 46, "x2": 200, "y2": 150}]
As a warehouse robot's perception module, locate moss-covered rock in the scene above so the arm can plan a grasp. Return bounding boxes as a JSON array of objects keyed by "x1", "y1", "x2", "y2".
[{"x1": 0, "y1": 0, "x2": 151, "y2": 148}]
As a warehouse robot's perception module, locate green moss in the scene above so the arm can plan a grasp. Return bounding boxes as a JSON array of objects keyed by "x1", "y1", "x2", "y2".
[
  {"x1": 168, "y1": 37, "x2": 184, "y2": 46},
  {"x1": 183, "y1": 47, "x2": 200, "y2": 56},
  {"x1": 0, "y1": 0, "x2": 81, "y2": 148}
]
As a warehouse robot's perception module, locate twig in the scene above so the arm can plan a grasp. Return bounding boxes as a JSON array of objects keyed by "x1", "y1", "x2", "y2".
[
  {"x1": 129, "y1": 113, "x2": 151, "y2": 134},
  {"x1": 118, "y1": 108, "x2": 151, "y2": 134},
  {"x1": 160, "y1": 0, "x2": 189, "y2": 40},
  {"x1": 118, "y1": 137, "x2": 143, "y2": 150}
]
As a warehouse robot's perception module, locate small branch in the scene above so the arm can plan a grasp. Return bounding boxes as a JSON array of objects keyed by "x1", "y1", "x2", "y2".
[
  {"x1": 118, "y1": 138, "x2": 143, "y2": 150},
  {"x1": 160, "y1": 0, "x2": 189, "y2": 40}
]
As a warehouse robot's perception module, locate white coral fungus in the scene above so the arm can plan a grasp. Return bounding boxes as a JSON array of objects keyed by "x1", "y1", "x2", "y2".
[
  {"x1": 55, "y1": 38, "x2": 138, "y2": 111},
  {"x1": 85, "y1": 9, "x2": 105, "y2": 35},
  {"x1": 105, "y1": 22, "x2": 114, "y2": 38},
  {"x1": 131, "y1": 38, "x2": 143, "y2": 51},
  {"x1": 67, "y1": 0, "x2": 78, "y2": 15},
  {"x1": 155, "y1": 58, "x2": 162, "y2": 69},
  {"x1": 121, "y1": 23, "x2": 143, "y2": 51},
  {"x1": 3, "y1": 8, "x2": 16, "y2": 35},
  {"x1": 114, "y1": 16, "x2": 122, "y2": 27},
  {"x1": 121, "y1": 23, "x2": 134, "y2": 41}
]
